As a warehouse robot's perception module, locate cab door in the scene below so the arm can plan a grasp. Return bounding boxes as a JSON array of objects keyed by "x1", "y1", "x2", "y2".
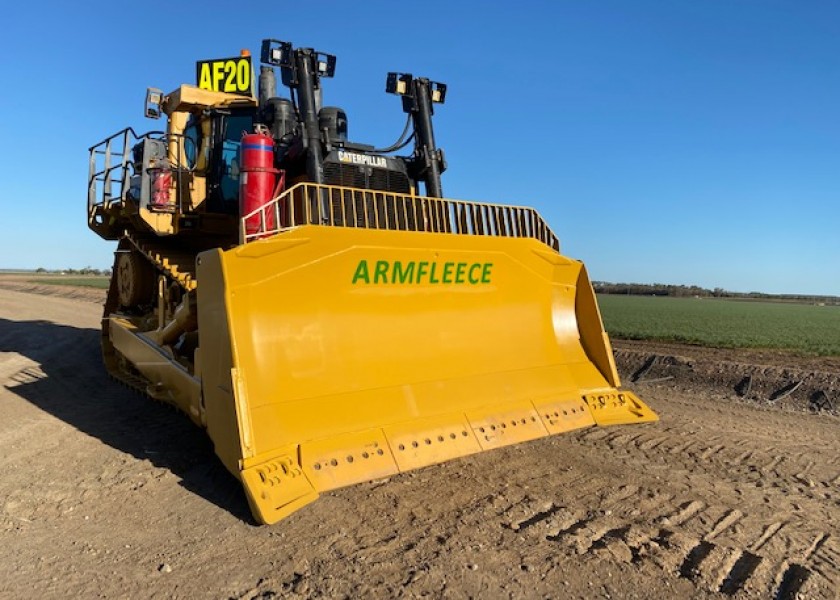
[{"x1": 206, "y1": 109, "x2": 256, "y2": 214}]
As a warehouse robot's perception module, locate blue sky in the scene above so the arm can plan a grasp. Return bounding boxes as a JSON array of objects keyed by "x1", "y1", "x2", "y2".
[{"x1": 1, "y1": 0, "x2": 837, "y2": 295}]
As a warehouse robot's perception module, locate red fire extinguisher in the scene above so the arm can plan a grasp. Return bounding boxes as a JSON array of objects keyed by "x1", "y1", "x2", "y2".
[{"x1": 240, "y1": 126, "x2": 279, "y2": 237}]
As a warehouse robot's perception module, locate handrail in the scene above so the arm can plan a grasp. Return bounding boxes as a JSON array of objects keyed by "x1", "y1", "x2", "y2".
[
  {"x1": 240, "y1": 182, "x2": 560, "y2": 251},
  {"x1": 87, "y1": 128, "x2": 188, "y2": 222},
  {"x1": 88, "y1": 128, "x2": 134, "y2": 215},
  {"x1": 88, "y1": 128, "x2": 165, "y2": 215}
]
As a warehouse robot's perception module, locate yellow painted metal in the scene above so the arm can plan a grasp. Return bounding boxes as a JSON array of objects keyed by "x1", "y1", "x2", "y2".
[
  {"x1": 194, "y1": 224, "x2": 657, "y2": 524},
  {"x1": 384, "y1": 415, "x2": 482, "y2": 471},
  {"x1": 583, "y1": 390, "x2": 658, "y2": 426},
  {"x1": 466, "y1": 402, "x2": 549, "y2": 450},
  {"x1": 301, "y1": 429, "x2": 398, "y2": 490},
  {"x1": 240, "y1": 448, "x2": 319, "y2": 525},
  {"x1": 108, "y1": 317, "x2": 203, "y2": 424},
  {"x1": 161, "y1": 84, "x2": 257, "y2": 116},
  {"x1": 533, "y1": 397, "x2": 596, "y2": 434}
]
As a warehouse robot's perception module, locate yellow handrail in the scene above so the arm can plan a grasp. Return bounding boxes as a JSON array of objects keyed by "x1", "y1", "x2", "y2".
[{"x1": 240, "y1": 182, "x2": 560, "y2": 251}]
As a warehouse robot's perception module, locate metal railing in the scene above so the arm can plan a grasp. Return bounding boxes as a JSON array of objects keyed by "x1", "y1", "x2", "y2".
[
  {"x1": 240, "y1": 183, "x2": 560, "y2": 250},
  {"x1": 87, "y1": 128, "x2": 189, "y2": 225},
  {"x1": 87, "y1": 127, "x2": 142, "y2": 218}
]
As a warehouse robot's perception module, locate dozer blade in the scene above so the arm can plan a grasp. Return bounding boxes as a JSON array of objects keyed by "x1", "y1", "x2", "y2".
[{"x1": 196, "y1": 225, "x2": 657, "y2": 524}]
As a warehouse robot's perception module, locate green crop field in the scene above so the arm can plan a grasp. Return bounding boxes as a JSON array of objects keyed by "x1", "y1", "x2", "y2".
[
  {"x1": 597, "y1": 295, "x2": 840, "y2": 356},
  {"x1": 28, "y1": 277, "x2": 110, "y2": 289}
]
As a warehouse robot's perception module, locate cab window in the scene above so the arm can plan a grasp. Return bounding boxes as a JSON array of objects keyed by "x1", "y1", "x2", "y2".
[
  {"x1": 183, "y1": 117, "x2": 200, "y2": 169},
  {"x1": 219, "y1": 114, "x2": 254, "y2": 202}
]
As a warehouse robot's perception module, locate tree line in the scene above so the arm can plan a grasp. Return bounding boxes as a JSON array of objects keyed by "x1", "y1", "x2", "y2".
[
  {"x1": 35, "y1": 267, "x2": 111, "y2": 276},
  {"x1": 593, "y1": 282, "x2": 839, "y2": 304}
]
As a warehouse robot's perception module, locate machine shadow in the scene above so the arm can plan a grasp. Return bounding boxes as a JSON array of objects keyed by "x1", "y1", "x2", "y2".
[{"x1": 0, "y1": 317, "x2": 255, "y2": 524}]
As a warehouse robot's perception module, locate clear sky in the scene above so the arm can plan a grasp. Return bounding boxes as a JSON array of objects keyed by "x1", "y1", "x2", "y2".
[{"x1": 1, "y1": 0, "x2": 837, "y2": 295}]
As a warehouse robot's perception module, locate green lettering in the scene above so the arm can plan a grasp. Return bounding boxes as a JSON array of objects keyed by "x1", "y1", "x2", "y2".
[
  {"x1": 392, "y1": 261, "x2": 415, "y2": 284},
  {"x1": 352, "y1": 260, "x2": 370, "y2": 284},
  {"x1": 442, "y1": 262, "x2": 454, "y2": 284},
  {"x1": 429, "y1": 262, "x2": 440, "y2": 284},
  {"x1": 455, "y1": 262, "x2": 467, "y2": 284},
  {"x1": 374, "y1": 260, "x2": 389, "y2": 284},
  {"x1": 481, "y1": 263, "x2": 493, "y2": 283},
  {"x1": 417, "y1": 261, "x2": 429, "y2": 283},
  {"x1": 354, "y1": 259, "x2": 491, "y2": 286}
]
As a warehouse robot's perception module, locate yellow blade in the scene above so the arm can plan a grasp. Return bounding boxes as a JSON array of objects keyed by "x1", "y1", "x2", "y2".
[{"x1": 196, "y1": 225, "x2": 656, "y2": 524}]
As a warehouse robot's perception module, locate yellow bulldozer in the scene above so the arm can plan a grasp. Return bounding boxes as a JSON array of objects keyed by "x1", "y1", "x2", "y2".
[{"x1": 87, "y1": 39, "x2": 657, "y2": 525}]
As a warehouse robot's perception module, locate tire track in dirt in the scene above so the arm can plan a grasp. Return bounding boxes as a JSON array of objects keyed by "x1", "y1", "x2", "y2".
[
  {"x1": 501, "y1": 400, "x2": 839, "y2": 599},
  {"x1": 509, "y1": 487, "x2": 836, "y2": 598},
  {"x1": 573, "y1": 421, "x2": 839, "y2": 505}
]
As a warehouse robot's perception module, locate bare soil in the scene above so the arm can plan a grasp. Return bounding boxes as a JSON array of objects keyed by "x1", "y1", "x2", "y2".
[{"x1": 1, "y1": 281, "x2": 838, "y2": 599}]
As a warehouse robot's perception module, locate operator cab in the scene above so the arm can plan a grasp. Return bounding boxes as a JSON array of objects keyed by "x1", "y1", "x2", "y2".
[{"x1": 182, "y1": 108, "x2": 257, "y2": 214}]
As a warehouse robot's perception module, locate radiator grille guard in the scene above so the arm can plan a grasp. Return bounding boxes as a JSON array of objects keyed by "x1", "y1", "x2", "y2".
[{"x1": 323, "y1": 159, "x2": 412, "y2": 194}]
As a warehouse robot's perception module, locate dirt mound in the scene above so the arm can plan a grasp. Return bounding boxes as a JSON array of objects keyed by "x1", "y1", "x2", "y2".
[
  {"x1": 0, "y1": 278, "x2": 105, "y2": 304},
  {"x1": 613, "y1": 340, "x2": 840, "y2": 415}
]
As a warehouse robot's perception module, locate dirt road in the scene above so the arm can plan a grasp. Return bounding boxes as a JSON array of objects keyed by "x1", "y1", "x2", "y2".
[{"x1": 1, "y1": 286, "x2": 837, "y2": 599}]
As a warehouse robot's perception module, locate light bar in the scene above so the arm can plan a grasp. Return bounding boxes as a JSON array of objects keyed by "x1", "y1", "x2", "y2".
[
  {"x1": 144, "y1": 87, "x2": 163, "y2": 119},
  {"x1": 260, "y1": 39, "x2": 293, "y2": 67},
  {"x1": 386, "y1": 73, "x2": 447, "y2": 104},
  {"x1": 430, "y1": 81, "x2": 447, "y2": 104},
  {"x1": 315, "y1": 52, "x2": 337, "y2": 78},
  {"x1": 386, "y1": 72, "x2": 412, "y2": 95}
]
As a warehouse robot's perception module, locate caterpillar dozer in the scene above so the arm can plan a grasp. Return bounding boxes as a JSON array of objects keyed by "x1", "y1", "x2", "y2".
[{"x1": 87, "y1": 39, "x2": 657, "y2": 525}]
